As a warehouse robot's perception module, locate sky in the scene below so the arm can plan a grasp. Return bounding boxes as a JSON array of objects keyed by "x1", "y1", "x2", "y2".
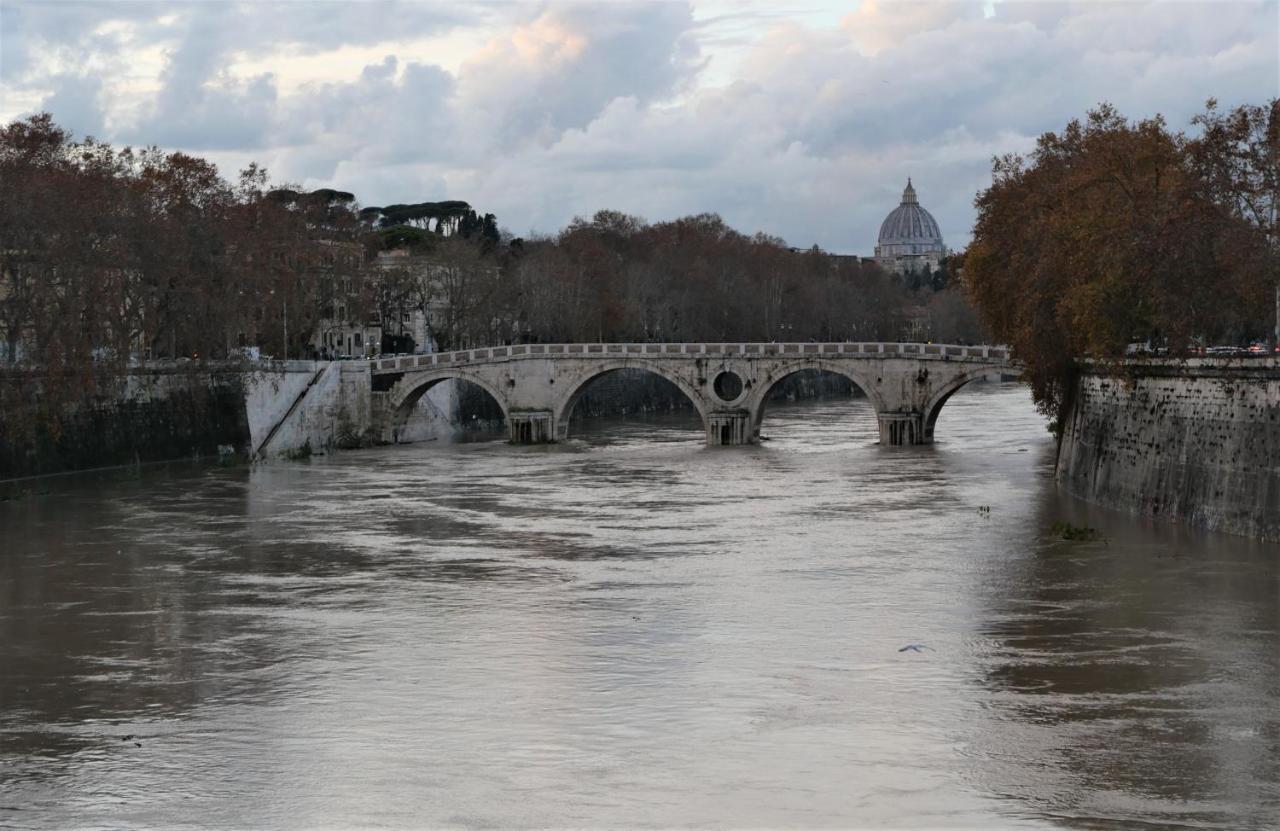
[{"x1": 2, "y1": 0, "x2": 1277, "y2": 253}]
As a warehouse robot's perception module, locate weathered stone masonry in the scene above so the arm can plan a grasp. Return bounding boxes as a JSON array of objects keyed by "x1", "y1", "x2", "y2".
[
  {"x1": 2, "y1": 361, "x2": 412, "y2": 479},
  {"x1": 370, "y1": 342, "x2": 1018, "y2": 448},
  {"x1": 1057, "y1": 358, "x2": 1280, "y2": 541},
  {"x1": 0, "y1": 366, "x2": 251, "y2": 480}
]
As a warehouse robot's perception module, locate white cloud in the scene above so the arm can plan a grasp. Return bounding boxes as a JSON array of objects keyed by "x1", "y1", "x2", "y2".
[
  {"x1": 453, "y1": 3, "x2": 701, "y2": 151},
  {"x1": 2, "y1": 0, "x2": 1277, "y2": 253},
  {"x1": 842, "y1": 0, "x2": 984, "y2": 55}
]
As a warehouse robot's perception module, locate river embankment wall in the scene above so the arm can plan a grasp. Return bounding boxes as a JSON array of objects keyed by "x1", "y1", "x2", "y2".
[
  {"x1": 1056, "y1": 358, "x2": 1280, "y2": 541},
  {"x1": 0, "y1": 361, "x2": 458, "y2": 480},
  {"x1": 0, "y1": 365, "x2": 252, "y2": 480}
]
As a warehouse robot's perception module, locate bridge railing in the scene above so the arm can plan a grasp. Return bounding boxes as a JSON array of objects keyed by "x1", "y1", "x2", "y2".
[{"x1": 370, "y1": 342, "x2": 1011, "y2": 372}]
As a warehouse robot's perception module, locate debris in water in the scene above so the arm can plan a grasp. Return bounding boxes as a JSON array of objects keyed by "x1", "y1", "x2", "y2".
[{"x1": 1049, "y1": 521, "x2": 1102, "y2": 541}]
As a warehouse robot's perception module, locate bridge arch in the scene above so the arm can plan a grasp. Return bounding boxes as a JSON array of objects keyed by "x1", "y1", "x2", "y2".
[
  {"x1": 747, "y1": 359, "x2": 886, "y2": 440},
  {"x1": 386, "y1": 369, "x2": 511, "y2": 442},
  {"x1": 921, "y1": 364, "x2": 1024, "y2": 443},
  {"x1": 554, "y1": 359, "x2": 710, "y2": 441}
]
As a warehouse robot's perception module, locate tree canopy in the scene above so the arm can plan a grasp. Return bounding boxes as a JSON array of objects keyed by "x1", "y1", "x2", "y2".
[
  {"x1": 961, "y1": 101, "x2": 1277, "y2": 424},
  {"x1": 360, "y1": 200, "x2": 500, "y2": 249}
]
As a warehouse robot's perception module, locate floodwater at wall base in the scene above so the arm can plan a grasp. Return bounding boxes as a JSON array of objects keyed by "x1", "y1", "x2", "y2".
[{"x1": 1, "y1": 385, "x2": 1277, "y2": 829}]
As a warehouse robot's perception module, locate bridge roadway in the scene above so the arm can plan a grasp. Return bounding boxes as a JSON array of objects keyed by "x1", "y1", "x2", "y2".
[{"x1": 365, "y1": 342, "x2": 1020, "y2": 446}]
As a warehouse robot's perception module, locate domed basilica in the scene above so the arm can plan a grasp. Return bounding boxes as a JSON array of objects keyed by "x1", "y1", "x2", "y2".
[{"x1": 873, "y1": 179, "x2": 946, "y2": 274}]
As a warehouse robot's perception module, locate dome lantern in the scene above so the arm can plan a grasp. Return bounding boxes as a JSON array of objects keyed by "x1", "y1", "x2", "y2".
[{"x1": 901, "y1": 178, "x2": 918, "y2": 205}]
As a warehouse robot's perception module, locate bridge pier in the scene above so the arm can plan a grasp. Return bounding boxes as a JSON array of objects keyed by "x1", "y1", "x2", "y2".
[
  {"x1": 878, "y1": 412, "x2": 928, "y2": 446},
  {"x1": 707, "y1": 410, "x2": 752, "y2": 446},
  {"x1": 508, "y1": 410, "x2": 555, "y2": 444}
]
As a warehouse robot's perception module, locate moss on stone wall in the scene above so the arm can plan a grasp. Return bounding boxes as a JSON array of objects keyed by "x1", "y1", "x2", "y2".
[{"x1": 0, "y1": 370, "x2": 250, "y2": 480}]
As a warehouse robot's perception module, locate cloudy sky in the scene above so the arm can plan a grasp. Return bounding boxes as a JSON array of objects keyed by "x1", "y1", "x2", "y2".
[{"x1": 2, "y1": 1, "x2": 1277, "y2": 252}]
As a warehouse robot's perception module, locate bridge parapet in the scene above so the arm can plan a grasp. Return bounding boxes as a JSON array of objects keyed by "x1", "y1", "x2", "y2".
[{"x1": 368, "y1": 342, "x2": 1009, "y2": 375}]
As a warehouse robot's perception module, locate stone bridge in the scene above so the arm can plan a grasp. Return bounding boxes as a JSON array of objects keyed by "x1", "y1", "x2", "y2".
[{"x1": 368, "y1": 342, "x2": 1020, "y2": 446}]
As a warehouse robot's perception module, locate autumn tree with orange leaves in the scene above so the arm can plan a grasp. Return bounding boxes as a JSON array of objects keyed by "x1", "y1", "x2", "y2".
[
  {"x1": 961, "y1": 102, "x2": 1276, "y2": 426},
  {"x1": 0, "y1": 113, "x2": 376, "y2": 451}
]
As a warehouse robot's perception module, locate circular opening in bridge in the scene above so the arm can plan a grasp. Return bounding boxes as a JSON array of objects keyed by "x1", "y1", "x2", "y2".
[{"x1": 712, "y1": 371, "x2": 744, "y2": 403}]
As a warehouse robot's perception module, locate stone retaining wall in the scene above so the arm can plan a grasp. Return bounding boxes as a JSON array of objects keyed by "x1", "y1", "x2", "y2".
[
  {"x1": 1057, "y1": 359, "x2": 1280, "y2": 541},
  {"x1": 0, "y1": 360, "x2": 469, "y2": 480},
  {"x1": 0, "y1": 367, "x2": 250, "y2": 480}
]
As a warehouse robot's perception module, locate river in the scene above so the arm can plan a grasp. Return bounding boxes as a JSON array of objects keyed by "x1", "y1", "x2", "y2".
[{"x1": 1, "y1": 384, "x2": 1277, "y2": 829}]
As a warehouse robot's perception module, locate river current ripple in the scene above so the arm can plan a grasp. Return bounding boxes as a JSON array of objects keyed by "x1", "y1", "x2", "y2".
[{"x1": 1, "y1": 385, "x2": 1277, "y2": 829}]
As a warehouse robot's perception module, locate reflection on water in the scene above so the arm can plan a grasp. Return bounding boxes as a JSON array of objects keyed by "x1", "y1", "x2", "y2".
[{"x1": 1, "y1": 385, "x2": 1277, "y2": 829}]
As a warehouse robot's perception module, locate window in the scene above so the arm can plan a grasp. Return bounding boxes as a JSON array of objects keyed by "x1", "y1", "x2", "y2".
[{"x1": 354, "y1": 333, "x2": 362, "y2": 347}]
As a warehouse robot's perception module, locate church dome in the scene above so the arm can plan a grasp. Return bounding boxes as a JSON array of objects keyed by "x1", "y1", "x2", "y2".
[{"x1": 876, "y1": 179, "x2": 944, "y2": 258}]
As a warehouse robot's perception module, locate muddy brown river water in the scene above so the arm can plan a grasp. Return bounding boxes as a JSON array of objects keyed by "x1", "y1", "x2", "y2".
[{"x1": 1, "y1": 384, "x2": 1277, "y2": 829}]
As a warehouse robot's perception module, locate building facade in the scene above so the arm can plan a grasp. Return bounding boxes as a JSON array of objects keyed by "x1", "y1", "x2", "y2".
[
  {"x1": 374, "y1": 249, "x2": 453, "y2": 355},
  {"x1": 307, "y1": 239, "x2": 382, "y2": 359}
]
